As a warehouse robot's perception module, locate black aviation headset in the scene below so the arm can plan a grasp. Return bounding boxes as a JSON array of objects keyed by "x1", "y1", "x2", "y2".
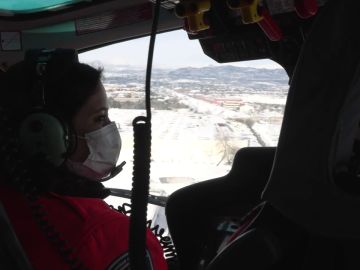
[{"x1": 19, "y1": 48, "x2": 78, "y2": 167}]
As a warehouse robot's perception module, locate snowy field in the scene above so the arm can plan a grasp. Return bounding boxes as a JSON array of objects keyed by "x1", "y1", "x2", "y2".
[
  {"x1": 102, "y1": 88, "x2": 287, "y2": 230},
  {"x1": 104, "y1": 92, "x2": 286, "y2": 206}
]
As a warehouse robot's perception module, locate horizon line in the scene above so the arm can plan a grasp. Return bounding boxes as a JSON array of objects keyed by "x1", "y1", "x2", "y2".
[{"x1": 82, "y1": 60, "x2": 284, "y2": 70}]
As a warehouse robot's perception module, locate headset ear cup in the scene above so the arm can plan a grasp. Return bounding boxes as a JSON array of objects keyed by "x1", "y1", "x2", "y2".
[{"x1": 19, "y1": 112, "x2": 69, "y2": 167}]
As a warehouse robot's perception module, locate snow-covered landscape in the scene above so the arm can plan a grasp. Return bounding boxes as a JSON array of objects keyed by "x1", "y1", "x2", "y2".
[{"x1": 102, "y1": 65, "x2": 289, "y2": 210}]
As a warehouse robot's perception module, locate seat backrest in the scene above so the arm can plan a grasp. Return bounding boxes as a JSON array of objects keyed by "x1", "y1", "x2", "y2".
[
  {"x1": 262, "y1": 0, "x2": 360, "y2": 238},
  {"x1": 0, "y1": 202, "x2": 32, "y2": 270},
  {"x1": 204, "y1": 1, "x2": 360, "y2": 269}
]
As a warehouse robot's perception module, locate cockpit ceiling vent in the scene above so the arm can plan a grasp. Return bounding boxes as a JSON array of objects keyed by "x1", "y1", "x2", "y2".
[
  {"x1": 0, "y1": 0, "x2": 88, "y2": 16},
  {"x1": 148, "y1": 0, "x2": 179, "y2": 10},
  {"x1": 75, "y1": 3, "x2": 152, "y2": 35}
]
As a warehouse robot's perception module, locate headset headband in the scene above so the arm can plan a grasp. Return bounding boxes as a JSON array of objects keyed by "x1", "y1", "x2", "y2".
[
  {"x1": 25, "y1": 49, "x2": 79, "y2": 107},
  {"x1": 25, "y1": 48, "x2": 79, "y2": 69}
]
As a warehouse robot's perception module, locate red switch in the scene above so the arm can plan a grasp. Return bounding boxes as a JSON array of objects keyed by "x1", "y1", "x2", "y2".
[
  {"x1": 295, "y1": 0, "x2": 318, "y2": 19},
  {"x1": 257, "y1": 8, "x2": 283, "y2": 41}
]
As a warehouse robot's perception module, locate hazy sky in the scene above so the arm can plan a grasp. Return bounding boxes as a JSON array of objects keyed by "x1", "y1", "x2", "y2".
[{"x1": 79, "y1": 30, "x2": 282, "y2": 69}]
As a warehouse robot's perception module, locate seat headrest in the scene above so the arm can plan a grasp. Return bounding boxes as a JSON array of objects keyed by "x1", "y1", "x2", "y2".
[
  {"x1": 228, "y1": 147, "x2": 275, "y2": 178},
  {"x1": 262, "y1": 0, "x2": 360, "y2": 238}
]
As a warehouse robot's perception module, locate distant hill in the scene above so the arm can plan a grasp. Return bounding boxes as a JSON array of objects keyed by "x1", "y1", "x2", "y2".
[
  {"x1": 167, "y1": 66, "x2": 288, "y2": 83},
  {"x1": 103, "y1": 65, "x2": 289, "y2": 94}
]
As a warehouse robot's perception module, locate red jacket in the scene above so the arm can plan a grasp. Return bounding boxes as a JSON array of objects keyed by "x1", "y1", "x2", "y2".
[{"x1": 0, "y1": 186, "x2": 168, "y2": 270}]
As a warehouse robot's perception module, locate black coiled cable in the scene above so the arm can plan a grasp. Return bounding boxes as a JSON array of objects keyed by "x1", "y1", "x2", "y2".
[
  {"x1": 25, "y1": 193, "x2": 86, "y2": 270},
  {"x1": 112, "y1": 202, "x2": 178, "y2": 265},
  {"x1": 130, "y1": 117, "x2": 152, "y2": 270},
  {"x1": 145, "y1": 220, "x2": 177, "y2": 262},
  {"x1": 113, "y1": 202, "x2": 132, "y2": 216},
  {"x1": 129, "y1": 0, "x2": 161, "y2": 269}
]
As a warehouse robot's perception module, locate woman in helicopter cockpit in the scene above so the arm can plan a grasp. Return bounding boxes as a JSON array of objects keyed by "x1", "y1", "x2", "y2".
[{"x1": 0, "y1": 49, "x2": 167, "y2": 270}]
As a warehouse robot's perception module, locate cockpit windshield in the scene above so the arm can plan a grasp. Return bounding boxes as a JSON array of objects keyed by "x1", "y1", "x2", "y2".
[{"x1": 79, "y1": 29, "x2": 289, "y2": 201}]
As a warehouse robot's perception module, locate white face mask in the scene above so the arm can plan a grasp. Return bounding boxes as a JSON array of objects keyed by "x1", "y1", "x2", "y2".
[{"x1": 67, "y1": 122, "x2": 121, "y2": 180}]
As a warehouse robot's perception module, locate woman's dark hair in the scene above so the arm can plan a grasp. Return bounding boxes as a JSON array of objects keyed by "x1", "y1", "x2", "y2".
[
  {"x1": 46, "y1": 63, "x2": 103, "y2": 123},
  {"x1": 1, "y1": 60, "x2": 102, "y2": 125}
]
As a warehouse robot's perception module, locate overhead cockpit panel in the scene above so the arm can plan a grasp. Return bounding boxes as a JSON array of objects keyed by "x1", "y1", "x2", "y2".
[
  {"x1": 0, "y1": 0, "x2": 328, "y2": 73},
  {"x1": 172, "y1": 0, "x2": 328, "y2": 77}
]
